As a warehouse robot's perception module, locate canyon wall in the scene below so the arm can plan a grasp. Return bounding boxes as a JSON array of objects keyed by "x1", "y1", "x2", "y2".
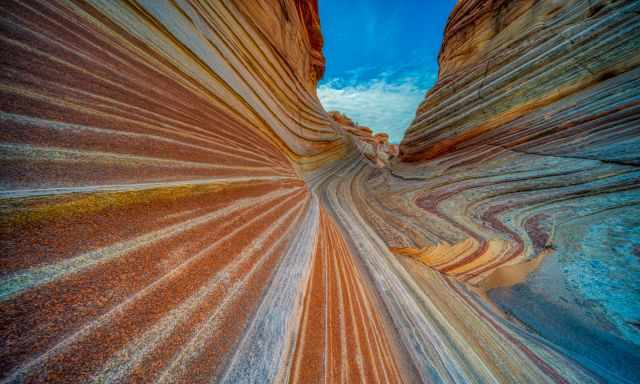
[
  {"x1": 0, "y1": 1, "x2": 367, "y2": 383},
  {"x1": 0, "y1": 1, "x2": 639, "y2": 383},
  {"x1": 387, "y1": 0, "x2": 640, "y2": 380},
  {"x1": 401, "y1": 0, "x2": 640, "y2": 162}
]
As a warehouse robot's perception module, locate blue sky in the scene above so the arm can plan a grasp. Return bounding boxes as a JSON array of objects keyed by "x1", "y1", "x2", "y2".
[{"x1": 317, "y1": 1, "x2": 456, "y2": 143}]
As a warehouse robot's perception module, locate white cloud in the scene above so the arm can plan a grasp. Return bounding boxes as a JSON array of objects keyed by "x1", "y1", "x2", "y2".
[{"x1": 317, "y1": 71, "x2": 436, "y2": 143}]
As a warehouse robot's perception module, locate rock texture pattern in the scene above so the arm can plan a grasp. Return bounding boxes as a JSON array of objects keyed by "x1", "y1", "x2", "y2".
[
  {"x1": 1, "y1": 0, "x2": 639, "y2": 383},
  {"x1": 390, "y1": 0, "x2": 640, "y2": 381}
]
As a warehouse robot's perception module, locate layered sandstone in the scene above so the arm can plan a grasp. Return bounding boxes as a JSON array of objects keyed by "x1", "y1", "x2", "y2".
[
  {"x1": 380, "y1": 0, "x2": 640, "y2": 380},
  {"x1": 328, "y1": 111, "x2": 399, "y2": 168},
  {"x1": 401, "y1": 0, "x2": 640, "y2": 162},
  {"x1": 0, "y1": 1, "x2": 354, "y2": 382},
  {"x1": 0, "y1": 1, "x2": 639, "y2": 384}
]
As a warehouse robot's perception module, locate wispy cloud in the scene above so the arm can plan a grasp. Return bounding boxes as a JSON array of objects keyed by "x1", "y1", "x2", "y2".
[{"x1": 318, "y1": 69, "x2": 436, "y2": 143}]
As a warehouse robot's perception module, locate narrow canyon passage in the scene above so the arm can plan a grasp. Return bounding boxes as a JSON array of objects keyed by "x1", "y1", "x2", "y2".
[{"x1": 0, "y1": 1, "x2": 639, "y2": 383}]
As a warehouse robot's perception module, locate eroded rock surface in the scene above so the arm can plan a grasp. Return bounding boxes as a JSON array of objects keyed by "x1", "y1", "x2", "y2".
[
  {"x1": 0, "y1": 1, "x2": 638, "y2": 383},
  {"x1": 386, "y1": 0, "x2": 640, "y2": 380}
]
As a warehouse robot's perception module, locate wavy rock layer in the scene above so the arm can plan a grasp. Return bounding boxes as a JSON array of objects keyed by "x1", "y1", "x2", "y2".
[
  {"x1": 306, "y1": 156, "x2": 601, "y2": 383},
  {"x1": 0, "y1": 1, "x2": 339, "y2": 382},
  {"x1": 389, "y1": 0, "x2": 640, "y2": 381},
  {"x1": 1, "y1": 1, "x2": 639, "y2": 384},
  {"x1": 401, "y1": 0, "x2": 640, "y2": 162}
]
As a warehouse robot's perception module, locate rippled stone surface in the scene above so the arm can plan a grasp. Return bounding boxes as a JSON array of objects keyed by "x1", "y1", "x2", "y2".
[
  {"x1": 389, "y1": 0, "x2": 640, "y2": 381},
  {"x1": 0, "y1": 1, "x2": 638, "y2": 383}
]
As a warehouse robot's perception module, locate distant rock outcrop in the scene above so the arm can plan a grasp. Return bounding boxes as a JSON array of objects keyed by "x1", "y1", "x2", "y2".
[
  {"x1": 0, "y1": 1, "x2": 638, "y2": 383},
  {"x1": 328, "y1": 111, "x2": 399, "y2": 167}
]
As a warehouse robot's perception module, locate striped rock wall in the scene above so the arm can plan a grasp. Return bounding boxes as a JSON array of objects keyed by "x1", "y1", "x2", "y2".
[
  {"x1": 304, "y1": 155, "x2": 605, "y2": 383},
  {"x1": 0, "y1": 1, "x2": 354, "y2": 382},
  {"x1": 401, "y1": 0, "x2": 640, "y2": 162},
  {"x1": 385, "y1": 0, "x2": 640, "y2": 381},
  {"x1": 1, "y1": 0, "x2": 639, "y2": 383}
]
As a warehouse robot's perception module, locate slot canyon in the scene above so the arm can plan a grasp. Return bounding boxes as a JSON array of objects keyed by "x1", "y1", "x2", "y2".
[{"x1": 0, "y1": 0, "x2": 639, "y2": 383}]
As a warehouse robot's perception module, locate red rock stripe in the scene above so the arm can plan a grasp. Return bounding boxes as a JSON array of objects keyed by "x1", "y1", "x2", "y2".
[
  {"x1": 288, "y1": 209, "x2": 405, "y2": 384},
  {"x1": 0, "y1": 0, "x2": 293, "y2": 174},
  {"x1": 150, "y1": 200, "x2": 310, "y2": 384},
  {"x1": 1, "y1": 0, "x2": 285, "y2": 155},
  {"x1": 0, "y1": 112, "x2": 288, "y2": 171},
  {"x1": 0, "y1": 187, "x2": 308, "y2": 382},
  {"x1": 0, "y1": 180, "x2": 304, "y2": 274}
]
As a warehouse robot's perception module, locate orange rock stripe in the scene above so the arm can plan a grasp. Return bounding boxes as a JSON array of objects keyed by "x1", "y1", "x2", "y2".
[
  {"x1": 151, "y1": 201, "x2": 310, "y2": 384},
  {"x1": 289, "y1": 209, "x2": 405, "y2": 384},
  {"x1": 0, "y1": 187, "x2": 308, "y2": 382},
  {"x1": 337, "y1": 234, "x2": 404, "y2": 383}
]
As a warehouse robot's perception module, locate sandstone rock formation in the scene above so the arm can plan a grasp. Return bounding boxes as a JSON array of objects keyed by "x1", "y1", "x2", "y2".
[
  {"x1": 328, "y1": 111, "x2": 399, "y2": 168},
  {"x1": 0, "y1": 1, "x2": 638, "y2": 383},
  {"x1": 389, "y1": 0, "x2": 640, "y2": 380},
  {"x1": 401, "y1": 0, "x2": 640, "y2": 162}
]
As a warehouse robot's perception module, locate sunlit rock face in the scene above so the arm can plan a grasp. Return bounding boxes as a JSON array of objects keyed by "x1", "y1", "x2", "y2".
[
  {"x1": 0, "y1": 1, "x2": 354, "y2": 382},
  {"x1": 401, "y1": 0, "x2": 640, "y2": 162},
  {"x1": 0, "y1": 1, "x2": 639, "y2": 383},
  {"x1": 381, "y1": 0, "x2": 640, "y2": 381}
]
